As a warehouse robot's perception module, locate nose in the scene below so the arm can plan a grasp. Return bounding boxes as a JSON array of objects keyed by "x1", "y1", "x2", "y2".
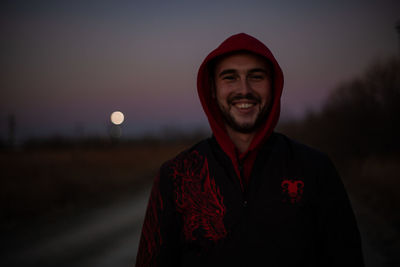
[{"x1": 237, "y1": 77, "x2": 252, "y2": 94}]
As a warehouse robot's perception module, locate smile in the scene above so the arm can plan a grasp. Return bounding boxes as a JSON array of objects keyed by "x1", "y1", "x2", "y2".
[{"x1": 235, "y1": 103, "x2": 254, "y2": 109}]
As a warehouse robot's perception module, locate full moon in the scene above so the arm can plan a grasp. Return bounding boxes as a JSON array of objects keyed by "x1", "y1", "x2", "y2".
[{"x1": 110, "y1": 111, "x2": 124, "y2": 125}]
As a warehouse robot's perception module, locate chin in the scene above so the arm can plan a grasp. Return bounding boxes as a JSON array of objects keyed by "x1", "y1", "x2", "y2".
[
  {"x1": 236, "y1": 122, "x2": 255, "y2": 129},
  {"x1": 233, "y1": 117, "x2": 257, "y2": 128}
]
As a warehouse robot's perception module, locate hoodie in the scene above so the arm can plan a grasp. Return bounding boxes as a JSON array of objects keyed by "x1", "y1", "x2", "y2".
[
  {"x1": 135, "y1": 33, "x2": 364, "y2": 267},
  {"x1": 197, "y1": 33, "x2": 284, "y2": 187}
]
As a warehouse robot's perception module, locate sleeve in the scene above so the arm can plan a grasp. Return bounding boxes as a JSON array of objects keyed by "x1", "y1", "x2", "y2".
[
  {"x1": 135, "y1": 167, "x2": 182, "y2": 267},
  {"x1": 315, "y1": 157, "x2": 365, "y2": 266}
]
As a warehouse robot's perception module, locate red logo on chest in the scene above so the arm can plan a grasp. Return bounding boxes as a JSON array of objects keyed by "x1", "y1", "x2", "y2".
[{"x1": 281, "y1": 179, "x2": 304, "y2": 204}]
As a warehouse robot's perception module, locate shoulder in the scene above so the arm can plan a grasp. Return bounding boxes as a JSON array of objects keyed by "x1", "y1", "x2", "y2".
[
  {"x1": 272, "y1": 133, "x2": 342, "y2": 188},
  {"x1": 159, "y1": 138, "x2": 211, "y2": 174},
  {"x1": 272, "y1": 132, "x2": 334, "y2": 167}
]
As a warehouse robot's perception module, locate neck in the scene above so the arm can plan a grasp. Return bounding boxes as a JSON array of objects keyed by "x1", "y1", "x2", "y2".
[{"x1": 226, "y1": 126, "x2": 256, "y2": 154}]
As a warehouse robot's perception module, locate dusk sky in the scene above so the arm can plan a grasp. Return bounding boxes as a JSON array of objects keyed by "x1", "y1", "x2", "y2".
[{"x1": 1, "y1": 0, "x2": 399, "y2": 141}]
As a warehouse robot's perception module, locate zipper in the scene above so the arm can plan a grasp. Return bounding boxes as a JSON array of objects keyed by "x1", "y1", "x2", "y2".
[{"x1": 237, "y1": 155, "x2": 248, "y2": 208}]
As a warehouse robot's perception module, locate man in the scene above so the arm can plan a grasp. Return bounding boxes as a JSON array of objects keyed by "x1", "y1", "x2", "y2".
[{"x1": 135, "y1": 33, "x2": 364, "y2": 266}]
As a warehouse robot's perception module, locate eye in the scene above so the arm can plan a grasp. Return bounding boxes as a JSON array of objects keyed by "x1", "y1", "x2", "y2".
[
  {"x1": 249, "y1": 73, "x2": 266, "y2": 81},
  {"x1": 222, "y1": 75, "x2": 236, "y2": 81}
]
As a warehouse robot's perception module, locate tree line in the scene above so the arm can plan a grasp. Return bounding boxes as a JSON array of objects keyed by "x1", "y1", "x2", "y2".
[{"x1": 279, "y1": 57, "x2": 400, "y2": 164}]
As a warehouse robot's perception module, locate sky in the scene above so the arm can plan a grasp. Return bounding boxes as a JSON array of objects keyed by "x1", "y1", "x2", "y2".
[{"x1": 1, "y1": 0, "x2": 399, "y2": 141}]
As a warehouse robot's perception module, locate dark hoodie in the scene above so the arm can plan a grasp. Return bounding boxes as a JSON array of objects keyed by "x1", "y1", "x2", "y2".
[{"x1": 135, "y1": 33, "x2": 364, "y2": 267}]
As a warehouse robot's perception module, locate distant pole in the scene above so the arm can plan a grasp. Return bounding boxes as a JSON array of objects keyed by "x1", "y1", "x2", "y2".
[
  {"x1": 8, "y1": 114, "x2": 16, "y2": 148},
  {"x1": 396, "y1": 20, "x2": 400, "y2": 57}
]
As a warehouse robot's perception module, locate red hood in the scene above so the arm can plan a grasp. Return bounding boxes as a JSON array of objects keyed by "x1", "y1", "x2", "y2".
[{"x1": 197, "y1": 33, "x2": 284, "y2": 161}]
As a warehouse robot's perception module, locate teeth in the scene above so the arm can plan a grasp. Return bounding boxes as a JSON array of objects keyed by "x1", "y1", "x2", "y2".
[{"x1": 236, "y1": 103, "x2": 254, "y2": 109}]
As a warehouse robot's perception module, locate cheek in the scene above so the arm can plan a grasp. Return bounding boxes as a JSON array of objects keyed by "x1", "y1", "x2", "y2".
[
  {"x1": 257, "y1": 84, "x2": 272, "y2": 104},
  {"x1": 216, "y1": 94, "x2": 229, "y2": 109},
  {"x1": 215, "y1": 85, "x2": 231, "y2": 103},
  {"x1": 214, "y1": 90, "x2": 226, "y2": 107}
]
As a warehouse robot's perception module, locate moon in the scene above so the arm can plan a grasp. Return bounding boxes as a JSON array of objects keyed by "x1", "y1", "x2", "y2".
[{"x1": 110, "y1": 111, "x2": 124, "y2": 125}]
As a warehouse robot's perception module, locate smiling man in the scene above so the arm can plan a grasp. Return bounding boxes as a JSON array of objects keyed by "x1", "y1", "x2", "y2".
[{"x1": 135, "y1": 33, "x2": 365, "y2": 267}]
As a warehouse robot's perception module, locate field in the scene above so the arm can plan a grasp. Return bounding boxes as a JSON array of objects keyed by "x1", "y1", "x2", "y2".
[
  {"x1": 0, "y1": 140, "x2": 194, "y2": 234},
  {"x1": 344, "y1": 156, "x2": 400, "y2": 226}
]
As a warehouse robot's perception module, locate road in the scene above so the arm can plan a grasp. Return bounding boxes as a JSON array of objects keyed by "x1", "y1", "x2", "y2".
[
  {"x1": 3, "y1": 187, "x2": 151, "y2": 267},
  {"x1": 3, "y1": 189, "x2": 399, "y2": 267}
]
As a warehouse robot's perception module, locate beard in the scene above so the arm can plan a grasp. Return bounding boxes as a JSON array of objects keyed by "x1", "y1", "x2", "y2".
[{"x1": 218, "y1": 93, "x2": 270, "y2": 134}]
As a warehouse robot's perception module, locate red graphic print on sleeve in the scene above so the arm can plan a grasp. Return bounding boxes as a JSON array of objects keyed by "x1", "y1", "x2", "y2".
[
  {"x1": 136, "y1": 174, "x2": 163, "y2": 267},
  {"x1": 170, "y1": 151, "x2": 227, "y2": 242}
]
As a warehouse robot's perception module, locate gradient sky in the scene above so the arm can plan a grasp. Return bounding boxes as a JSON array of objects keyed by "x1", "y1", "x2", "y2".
[{"x1": 1, "y1": 0, "x2": 399, "y2": 140}]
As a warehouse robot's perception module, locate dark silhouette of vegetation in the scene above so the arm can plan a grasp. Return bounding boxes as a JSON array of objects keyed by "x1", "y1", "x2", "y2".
[
  {"x1": 18, "y1": 129, "x2": 209, "y2": 150},
  {"x1": 280, "y1": 57, "x2": 400, "y2": 162}
]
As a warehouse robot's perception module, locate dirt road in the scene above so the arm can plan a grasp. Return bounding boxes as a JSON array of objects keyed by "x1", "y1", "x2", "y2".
[{"x1": 3, "y1": 187, "x2": 151, "y2": 267}]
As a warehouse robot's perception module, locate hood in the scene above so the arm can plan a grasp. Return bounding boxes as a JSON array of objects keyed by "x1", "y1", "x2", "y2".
[{"x1": 197, "y1": 33, "x2": 284, "y2": 160}]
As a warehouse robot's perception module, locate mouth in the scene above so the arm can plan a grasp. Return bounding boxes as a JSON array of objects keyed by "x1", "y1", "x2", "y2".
[
  {"x1": 231, "y1": 101, "x2": 258, "y2": 112},
  {"x1": 235, "y1": 102, "x2": 254, "y2": 109},
  {"x1": 228, "y1": 93, "x2": 260, "y2": 112}
]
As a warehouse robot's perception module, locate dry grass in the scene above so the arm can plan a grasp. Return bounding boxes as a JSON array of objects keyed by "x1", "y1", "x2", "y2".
[
  {"x1": 344, "y1": 156, "x2": 400, "y2": 226},
  {"x1": 0, "y1": 141, "x2": 192, "y2": 231}
]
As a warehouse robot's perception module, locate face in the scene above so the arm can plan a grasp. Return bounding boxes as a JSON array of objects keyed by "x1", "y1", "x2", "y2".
[{"x1": 214, "y1": 52, "x2": 272, "y2": 133}]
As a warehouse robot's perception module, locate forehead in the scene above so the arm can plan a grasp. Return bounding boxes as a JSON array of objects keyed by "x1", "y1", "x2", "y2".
[{"x1": 214, "y1": 52, "x2": 269, "y2": 74}]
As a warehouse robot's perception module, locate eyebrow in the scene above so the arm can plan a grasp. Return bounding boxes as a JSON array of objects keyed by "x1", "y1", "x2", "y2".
[
  {"x1": 248, "y1": 68, "x2": 269, "y2": 74},
  {"x1": 218, "y1": 69, "x2": 236, "y2": 77},
  {"x1": 218, "y1": 68, "x2": 269, "y2": 78}
]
